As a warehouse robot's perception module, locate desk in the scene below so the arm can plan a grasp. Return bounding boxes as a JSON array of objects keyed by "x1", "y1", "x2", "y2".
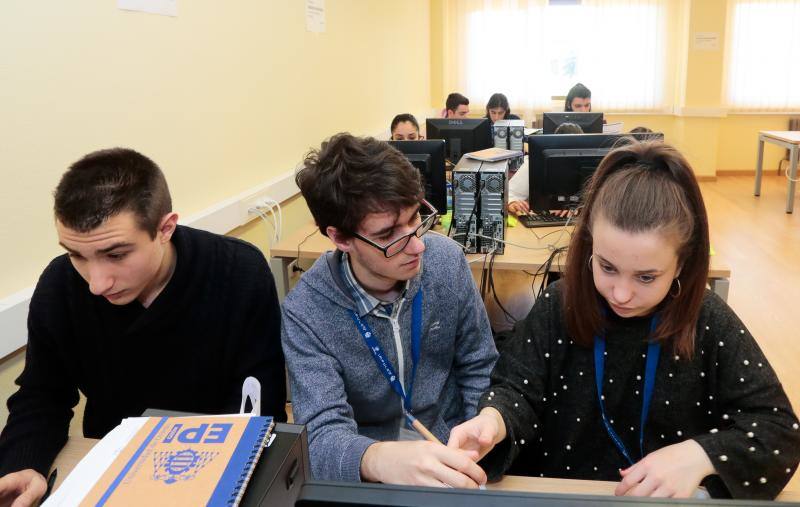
[
  {"x1": 269, "y1": 222, "x2": 732, "y2": 302},
  {"x1": 755, "y1": 130, "x2": 800, "y2": 213},
  {"x1": 52, "y1": 437, "x2": 800, "y2": 502}
]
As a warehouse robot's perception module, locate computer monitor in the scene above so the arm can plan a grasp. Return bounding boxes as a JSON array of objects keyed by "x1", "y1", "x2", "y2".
[
  {"x1": 387, "y1": 140, "x2": 447, "y2": 214},
  {"x1": 542, "y1": 112, "x2": 604, "y2": 134},
  {"x1": 527, "y1": 132, "x2": 665, "y2": 212},
  {"x1": 426, "y1": 118, "x2": 493, "y2": 163},
  {"x1": 295, "y1": 481, "x2": 750, "y2": 506}
]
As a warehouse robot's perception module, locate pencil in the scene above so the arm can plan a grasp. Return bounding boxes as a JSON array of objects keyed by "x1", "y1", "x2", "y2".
[{"x1": 406, "y1": 412, "x2": 443, "y2": 445}]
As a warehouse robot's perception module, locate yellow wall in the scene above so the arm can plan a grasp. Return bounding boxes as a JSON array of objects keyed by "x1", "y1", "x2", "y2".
[
  {"x1": 0, "y1": 0, "x2": 430, "y2": 430},
  {"x1": 0, "y1": 0, "x2": 431, "y2": 300},
  {"x1": 684, "y1": 0, "x2": 726, "y2": 108}
]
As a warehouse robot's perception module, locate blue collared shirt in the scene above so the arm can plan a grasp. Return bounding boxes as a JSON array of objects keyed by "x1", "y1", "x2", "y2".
[{"x1": 340, "y1": 252, "x2": 409, "y2": 318}]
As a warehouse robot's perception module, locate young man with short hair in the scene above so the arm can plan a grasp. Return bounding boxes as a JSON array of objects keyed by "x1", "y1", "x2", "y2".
[
  {"x1": 564, "y1": 82, "x2": 592, "y2": 112},
  {"x1": 443, "y1": 92, "x2": 470, "y2": 118},
  {"x1": 0, "y1": 148, "x2": 286, "y2": 506},
  {"x1": 282, "y1": 134, "x2": 497, "y2": 488}
]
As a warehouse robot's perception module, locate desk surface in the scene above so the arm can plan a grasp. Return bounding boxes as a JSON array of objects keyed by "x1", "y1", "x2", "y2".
[
  {"x1": 760, "y1": 131, "x2": 800, "y2": 144},
  {"x1": 51, "y1": 436, "x2": 799, "y2": 501},
  {"x1": 271, "y1": 222, "x2": 731, "y2": 279}
]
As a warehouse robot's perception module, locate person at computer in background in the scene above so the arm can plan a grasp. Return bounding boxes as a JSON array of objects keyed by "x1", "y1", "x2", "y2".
[
  {"x1": 282, "y1": 133, "x2": 498, "y2": 488},
  {"x1": 485, "y1": 93, "x2": 521, "y2": 124},
  {"x1": 441, "y1": 92, "x2": 470, "y2": 118},
  {"x1": 448, "y1": 140, "x2": 800, "y2": 500},
  {"x1": 506, "y1": 122, "x2": 584, "y2": 216},
  {"x1": 390, "y1": 113, "x2": 424, "y2": 141},
  {"x1": 565, "y1": 82, "x2": 592, "y2": 112},
  {"x1": 0, "y1": 148, "x2": 287, "y2": 507}
]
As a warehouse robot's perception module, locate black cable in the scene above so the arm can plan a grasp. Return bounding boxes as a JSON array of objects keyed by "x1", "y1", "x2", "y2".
[
  {"x1": 294, "y1": 229, "x2": 319, "y2": 273},
  {"x1": 488, "y1": 249, "x2": 516, "y2": 324},
  {"x1": 534, "y1": 246, "x2": 568, "y2": 299},
  {"x1": 458, "y1": 161, "x2": 484, "y2": 251},
  {"x1": 479, "y1": 247, "x2": 490, "y2": 299}
]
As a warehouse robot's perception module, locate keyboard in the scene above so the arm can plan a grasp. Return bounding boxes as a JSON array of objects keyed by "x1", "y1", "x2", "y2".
[{"x1": 517, "y1": 212, "x2": 570, "y2": 228}]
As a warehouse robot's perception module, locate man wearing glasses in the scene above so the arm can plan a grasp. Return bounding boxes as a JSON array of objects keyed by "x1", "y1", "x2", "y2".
[{"x1": 282, "y1": 133, "x2": 498, "y2": 488}]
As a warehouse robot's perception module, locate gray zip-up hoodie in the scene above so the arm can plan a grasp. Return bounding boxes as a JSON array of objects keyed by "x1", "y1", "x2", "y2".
[{"x1": 281, "y1": 233, "x2": 498, "y2": 482}]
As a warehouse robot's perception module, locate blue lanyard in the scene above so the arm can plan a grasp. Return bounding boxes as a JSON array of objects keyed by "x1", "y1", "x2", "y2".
[
  {"x1": 348, "y1": 290, "x2": 423, "y2": 420},
  {"x1": 593, "y1": 315, "x2": 660, "y2": 466}
]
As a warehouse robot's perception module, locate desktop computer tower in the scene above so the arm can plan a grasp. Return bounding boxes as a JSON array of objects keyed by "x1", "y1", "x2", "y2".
[
  {"x1": 493, "y1": 120, "x2": 510, "y2": 149},
  {"x1": 508, "y1": 120, "x2": 525, "y2": 152},
  {"x1": 492, "y1": 119, "x2": 525, "y2": 172},
  {"x1": 492, "y1": 119, "x2": 525, "y2": 151},
  {"x1": 452, "y1": 158, "x2": 507, "y2": 254}
]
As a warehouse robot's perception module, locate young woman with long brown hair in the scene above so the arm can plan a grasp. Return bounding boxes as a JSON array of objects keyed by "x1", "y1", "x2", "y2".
[{"x1": 449, "y1": 140, "x2": 800, "y2": 499}]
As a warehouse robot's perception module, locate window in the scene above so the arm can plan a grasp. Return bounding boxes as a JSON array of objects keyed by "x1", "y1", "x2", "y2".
[
  {"x1": 448, "y1": 0, "x2": 669, "y2": 113},
  {"x1": 726, "y1": 0, "x2": 800, "y2": 111}
]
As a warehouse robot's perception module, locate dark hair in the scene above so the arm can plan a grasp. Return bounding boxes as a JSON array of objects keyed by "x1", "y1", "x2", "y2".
[
  {"x1": 485, "y1": 93, "x2": 511, "y2": 118},
  {"x1": 446, "y1": 92, "x2": 469, "y2": 112},
  {"x1": 54, "y1": 148, "x2": 172, "y2": 239},
  {"x1": 296, "y1": 133, "x2": 424, "y2": 238},
  {"x1": 630, "y1": 126, "x2": 654, "y2": 134},
  {"x1": 390, "y1": 113, "x2": 420, "y2": 134},
  {"x1": 554, "y1": 122, "x2": 584, "y2": 135},
  {"x1": 565, "y1": 83, "x2": 592, "y2": 111},
  {"x1": 562, "y1": 140, "x2": 710, "y2": 358}
]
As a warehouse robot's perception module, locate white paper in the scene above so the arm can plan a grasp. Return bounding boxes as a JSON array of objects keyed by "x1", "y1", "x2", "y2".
[
  {"x1": 118, "y1": 0, "x2": 177, "y2": 17},
  {"x1": 602, "y1": 121, "x2": 624, "y2": 134},
  {"x1": 693, "y1": 32, "x2": 719, "y2": 51},
  {"x1": 306, "y1": 0, "x2": 326, "y2": 33},
  {"x1": 44, "y1": 418, "x2": 149, "y2": 507}
]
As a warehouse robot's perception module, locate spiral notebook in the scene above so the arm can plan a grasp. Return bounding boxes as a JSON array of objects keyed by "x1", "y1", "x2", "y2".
[{"x1": 79, "y1": 415, "x2": 273, "y2": 506}]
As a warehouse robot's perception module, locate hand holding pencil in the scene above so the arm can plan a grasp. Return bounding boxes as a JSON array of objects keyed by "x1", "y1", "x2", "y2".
[{"x1": 359, "y1": 413, "x2": 488, "y2": 489}]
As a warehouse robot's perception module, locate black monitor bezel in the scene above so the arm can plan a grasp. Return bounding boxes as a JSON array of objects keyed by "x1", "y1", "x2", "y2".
[
  {"x1": 295, "y1": 480, "x2": 783, "y2": 506},
  {"x1": 542, "y1": 112, "x2": 604, "y2": 134},
  {"x1": 387, "y1": 139, "x2": 447, "y2": 214},
  {"x1": 426, "y1": 118, "x2": 493, "y2": 163},
  {"x1": 527, "y1": 133, "x2": 665, "y2": 212}
]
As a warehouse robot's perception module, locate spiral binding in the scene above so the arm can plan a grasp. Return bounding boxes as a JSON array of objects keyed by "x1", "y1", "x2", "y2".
[{"x1": 227, "y1": 419, "x2": 275, "y2": 506}]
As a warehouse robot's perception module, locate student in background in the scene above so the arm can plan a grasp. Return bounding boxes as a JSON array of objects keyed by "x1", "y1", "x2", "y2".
[
  {"x1": 442, "y1": 92, "x2": 470, "y2": 118},
  {"x1": 283, "y1": 133, "x2": 497, "y2": 488},
  {"x1": 565, "y1": 82, "x2": 592, "y2": 112},
  {"x1": 449, "y1": 140, "x2": 800, "y2": 500},
  {"x1": 485, "y1": 93, "x2": 521, "y2": 124},
  {"x1": 506, "y1": 123, "x2": 584, "y2": 216},
  {"x1": 390, "y1": 114, "x2": 424, "y2": 141},
  {"x1": 0, "y1": 149, "x2": 287, "y2": 506},
  {"x1": 630, "y1": 126, "x2": 654, "y2": 134}
]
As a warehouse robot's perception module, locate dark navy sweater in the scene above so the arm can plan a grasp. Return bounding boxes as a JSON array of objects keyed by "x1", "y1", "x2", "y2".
[
  {"x1": 480, "y1": 281, "x2": 800, "y2": 500},
  {"x1": 0, "y1": 225, "x2": 286, "y2": 476}
]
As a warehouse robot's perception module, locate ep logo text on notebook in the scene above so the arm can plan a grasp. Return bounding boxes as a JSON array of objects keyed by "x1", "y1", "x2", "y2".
[{"x1": 80, "y1": 415, "x2": 273, "y2": 506}]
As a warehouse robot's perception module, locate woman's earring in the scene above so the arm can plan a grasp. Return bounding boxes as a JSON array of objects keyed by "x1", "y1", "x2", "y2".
[
  {"x1": 670, "y1": 278, "x2": 682, "y2": 298},
  {"x1": 587, "y1": 254, "x2": 594, "y2": 272}
]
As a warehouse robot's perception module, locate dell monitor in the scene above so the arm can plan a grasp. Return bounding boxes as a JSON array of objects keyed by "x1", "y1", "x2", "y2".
[
  {"x1": 527, "y1": 132, "x2": 664, "y2": 212},
  {"x1": 426, "y1": 118, "x2": 493, "y2": 164},
  {"x1": 387, "y1": 139, "x2": 447, "y2": 214},
  {"x1": 542, "y1": 112, "x2": 604, "y2": 134}
]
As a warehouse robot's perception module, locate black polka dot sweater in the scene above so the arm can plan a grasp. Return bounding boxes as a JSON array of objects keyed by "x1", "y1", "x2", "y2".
[{"x1": 478, "y1": 281, "x2": 800, "y2": 499}]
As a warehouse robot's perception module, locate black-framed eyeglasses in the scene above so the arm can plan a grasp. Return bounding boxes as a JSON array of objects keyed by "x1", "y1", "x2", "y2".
[{"x1": 353, "y1": 200, "x2": 438, "y2": 258}]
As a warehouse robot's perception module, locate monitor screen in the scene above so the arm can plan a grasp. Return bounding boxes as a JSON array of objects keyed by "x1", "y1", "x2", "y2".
[
  {"x1": 387, "y1": 139, "x2": 447, "y2": 214},
  {"x1": 542, "y1": 112, "x2": 604, "y2": 134},
  {"x1": 426, "y1": 118, "x2": 493, "y2": 163},
  {"x1": 527, "y1": 133, "x2": 665, "y2": 212}
]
